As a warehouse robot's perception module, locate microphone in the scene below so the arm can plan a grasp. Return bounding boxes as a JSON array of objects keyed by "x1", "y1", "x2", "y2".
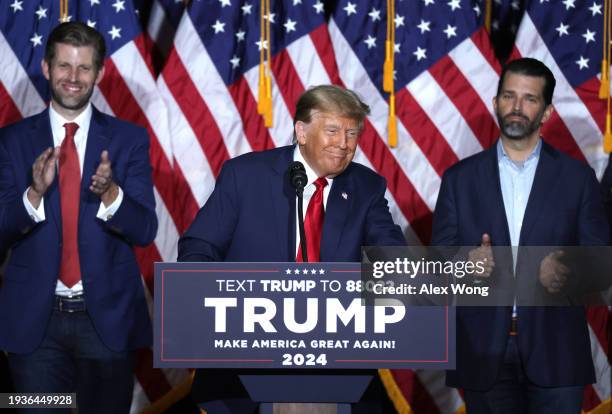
[
  {"x1": 289, "y1": 161, "x2": 307, "y2": 195},
  {"x1": 288, "y1": 161, "x2": 308, "y2": 262}
]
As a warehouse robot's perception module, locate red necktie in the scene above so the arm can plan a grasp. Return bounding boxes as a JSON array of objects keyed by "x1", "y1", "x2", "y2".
[
  {"x1": 59, "y1": 122, "x2": 81, "y2": 288},
  {"x1": 296, "y1": 177, "x2": 328, "y2": 262}
]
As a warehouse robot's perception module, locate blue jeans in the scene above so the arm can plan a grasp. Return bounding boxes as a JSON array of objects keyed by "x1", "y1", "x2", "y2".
[
  {"x1": 463, "y1": 336, "x2": 584, "y2": 414},
  {"x1": 8, "y1": 309, "x2": 134, "y2": 414}
]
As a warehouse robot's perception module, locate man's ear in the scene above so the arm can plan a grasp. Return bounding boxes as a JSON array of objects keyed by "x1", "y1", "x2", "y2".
[
  {"x1": 41, "y1": 59, "x2": 50, "y2": 81},
  {"x1": 295, "y1": 121, "x2": 307, "y2": 145},
  {"x1": 541, "y1": 104, "x2": 554, "y2": 124},
  {"x1": 94, "y1": 66, "x2": 105, "y2": 85}
]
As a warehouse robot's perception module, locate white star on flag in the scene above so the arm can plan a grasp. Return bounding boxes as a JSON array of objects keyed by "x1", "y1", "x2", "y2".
[
  {"x1": 417, "y1": 19, "x2": 431, "y2": 34},
  {"x1": 364, "y1": 35, "x2": 376, "y2": 49},
  {"x1": 344, "y1": 2, "x2": 357, "y2": 16},
  {"x1": 443, "y1": 24, "x2": 457, "y2": 38},
  {"x1": 414, "y1": 46, "x2": 427, "y2": 61},
  {"x1": 10, "y1": 0, "x2": 23, "y2": 13},
  {"x1": 112, "y1": 0, "x2": 126, "y2": 13},
  {"x1": 35, "y1": 6, "x2": 47, "y2": 20},
  {"x1": 29, "y1": 33, "x2": 42, "y2": 47},
  {"x1": 576, "y1": 56, "x2": 589, "y2": 69},
  {"x1": 212, "y1": 20, "x2": 225, "y2": 34},
  {"x1": 555, "y1": 22, "x2": 569, "y2": 36},
  {"x1": 108, "y1": 25, "x2": 121, "y2": 39},
  {"x1": 284, "y1": 19, "x2": 297, "y2": 33},
  {"x1": 368, "y1": 8, "x2": 381, "y2": 22}
]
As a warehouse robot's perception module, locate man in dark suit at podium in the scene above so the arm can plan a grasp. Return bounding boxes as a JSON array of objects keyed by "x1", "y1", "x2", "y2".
[
  {"x1": 432, "y1": 58, "x2": 609, "y2": 413},
  {"x1": 179, "y1": 85, "x2": 405, "y2": 413}
]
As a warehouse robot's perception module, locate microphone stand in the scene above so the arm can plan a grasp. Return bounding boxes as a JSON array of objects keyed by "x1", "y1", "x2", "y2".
[{"x1": 296, "y1": 186, "x2": 308, "y2": 262}]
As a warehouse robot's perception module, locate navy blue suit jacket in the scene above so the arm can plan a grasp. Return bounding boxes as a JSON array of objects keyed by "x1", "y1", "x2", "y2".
[
  {"x1": 432, "y1": 140, "x2": 609, "y2": 390},
  {"x1": 179, "y1": 145, "x2": 405, "y2": 405},
  {"x1": 179, "y1": 145, "x2": 405, "y2": 262},
  {"x1": 0, "y1": 107, "x2": 157, "y2": 353}
]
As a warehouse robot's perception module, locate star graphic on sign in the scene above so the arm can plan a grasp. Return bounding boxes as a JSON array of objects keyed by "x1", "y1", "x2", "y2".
[
  {"x1": 30, "y1": 33, "x2": 43, "y2": 47},
  {"x1": 394, "y1": 42, "x2": 401, "y2": 53},
  {"x1": 582, "y1": 29, "x2": 596, "y2": 43},
  {"x1": 255, "y1": 39, "x2": 268, "y2": 50},
  {"x1": 423, "y1": 0, "x2": 435, "y2": 5},
  {"x1": 86, "y1": 19, "x2": 97, "y2": 28},
  {"x1": 241, "y1": 3, "x2": 252, "y2": 14},
  {"x1": 414, "y1": 46, "x2": 427, "y2": 61},
  {"x1": 448, "y1": 0, "x2": 461, "y2": 11},
  {"x1": 212, "y1": 19, "x2": 225, "y2": 34},
  {"x1": 310, "y1": 269, "x2": 317, "y2": 275},
  {"x1": 302, "y1": 269, "x2": 309, "y2": 275},
  {"x1": 286, "y1": 269, "x2": 292, "y2": 274},
  {"x1": 10, "y1": 0, "x2": 23, "y2": 13},
  {"x1": 235, "y1": 30, "x2": 246, "y2": 42},
  {"x1": 368, "y1": 8, "x2": 381, "y2": 22},
  {"x1": 112, "y1": 0, "x2": 125, "y2": 13},
  {"x1": 90, "y1": 0, "x2": 100, "y2": 5},
  {"x1": 319, "y1": 269, "x2": 325, "y2": 274},
  {"x1": 562, "y1": 0, "x2": 576, "y2": 9},
  {"x1": 555, "y1": 22, "x2": 569, "y2": 37},
  {"x1": 576, "y1": 56, "x2": 589, "y2": 69},
  {"x1": 344, "y1": 2, "x2": 357, "y2": 16},
  {"x1": 230, "y1": 55, "x2": 240, "y2": 69},
  {"x1": 444, "y1": 24, "x2": 457, "y2": 38},
  {"x1": 284, "y1": 18, "x2": 297, "y2": 33},
  {"x1": 395, "y1": 14, "x2": 405, "y2": 27},
  {"x1": 313, "y1": 1, "x2": 324, "y2": 14},
  {"x1": 589, "y1": 2, "x2": 602, "y2": 16},
  {"x1": 35, "y1": 5, "x2": 48, "y2": 19},
  {"x1": 294, "y1": 269, "x2": 300, "y2": 275},
  {"x1": 417, "y1": 19, "x2": 431, "y2": 34},
  {"x1": 364, "y1": 35, "x2": 376, "y2": 49},
  {"x1": 219, "y1": 0, "x2": 231, "y2": 7},
  {"x1": 108, "y1": 25, "x2": 122, "y2": 40},
  {"x1": 473, "y1": 4, "x2": 481, "y2": 16}
]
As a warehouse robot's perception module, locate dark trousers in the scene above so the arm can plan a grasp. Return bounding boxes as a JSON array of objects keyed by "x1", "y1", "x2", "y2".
[
  {"x1": 463, "y1": 336, "x2": 584, "y2": 414},
  {"x1": 8, "y1": 309, "x2": 134, "y2": 414}
]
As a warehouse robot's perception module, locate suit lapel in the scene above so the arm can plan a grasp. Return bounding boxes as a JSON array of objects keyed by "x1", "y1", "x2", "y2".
[
  {"x1": 480, "y1": 144, "x2": 511, "y2": 245},
  {"x1": 79, "y1": 107, "x2": 111, "y2": 221},
  {"x1": 270, "y1": 146, "x2": 296, "y2": 261},
  {"x1": 519, "y1": 142, "x2": 559, "y2": 244},
  {"x1": 320, "y1": 169, "x2": 352, "y2": 261}
]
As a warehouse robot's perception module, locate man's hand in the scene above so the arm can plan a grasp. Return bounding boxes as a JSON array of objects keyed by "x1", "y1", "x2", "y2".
[
  {"x1": 90, "y1": 150, "x2": 118, "y2": 207},
  {"x1": 468, "y1": 233, "x2": 495, "y2": 278},
  {"x1": 28, "y1": 147, "x2": 60, "y2": 209},
  {"x1": 539, "y1": 250, "x2": 569, "y2": 293}
]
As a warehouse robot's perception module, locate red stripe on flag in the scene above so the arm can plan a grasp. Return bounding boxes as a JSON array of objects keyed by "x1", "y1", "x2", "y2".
[
  {"x1": 135, "y1": 348, "x2": 172, "y2": 402},
  {"x1": 471, "y1": 28, "x2": 502, "y2": 75},
  {"x1": 133, "y1": 34, "x2": 159, "y2": 80},
  {"x1": 575, "y1": 77, "x2": 606, "y2": 134},
  {"x1": 172, "y1": 161, "x2": 201, "y2": 234},
  {"x1": 162, "y1": 49, "x2": 230, "y2": 177},
  {"x1": 395, "y1": 88, "x2": 459, "y2": 177},
  {"x1": 135, "y1": 244, "x2": 162, "y2": 294},
  {"x1": 582, "y1": 384, "x2": 604, "y2": 413},
  {"x1": 359, "y1": 121, "x2": 433, "y2": 243},
  {"x1": 586, "y1": 307, "x2": 610, "y2": 359},
  {"x1": 309, "y1": 24, "x2": 343, "y2": 85},
  {"x1": 227, "y1": 76, "x2": 275, "y2": 152},
  {"x1": 0, "y1": 81, "x2": 24, "y2": 127},
  {"x1": 97, "y1": 59, "x2": 186, "y2": 229},
  {"x1": 541, "y1": 111, "x2": 587, "y2": 162},
  {"x1": 270, "y1": 48, "x2": 305, "y2": 118},
  {"x1": 390, "y1": 370, "x2": 442, "y2": 414},
  {"x1": 428, "y1": 56, "x2": 499, "y2": 149}
]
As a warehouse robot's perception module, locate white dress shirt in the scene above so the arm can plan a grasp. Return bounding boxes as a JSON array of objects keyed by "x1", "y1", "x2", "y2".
[
  {"x1": 22, "y1": 103, "x2": 124, "y2": 296},
  {"x1": 293, "y1": 146, "x2": 334, "y2": 259}
]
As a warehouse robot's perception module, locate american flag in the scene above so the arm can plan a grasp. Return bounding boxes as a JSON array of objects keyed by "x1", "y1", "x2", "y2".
[
  {"x1": 509, "y1": 1, "x2": 611, "y2": 413},
  {"x1": 1, "y1": 0, "x2": 610, "y2": 413},
  {"x1": 0, "y1": 0, "x2": 189, "y2": 412}
]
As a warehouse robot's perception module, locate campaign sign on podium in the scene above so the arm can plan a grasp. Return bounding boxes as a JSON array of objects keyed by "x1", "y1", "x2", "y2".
[{"x1": 154, "y1": 262, "x2": 455, "y2": 369}]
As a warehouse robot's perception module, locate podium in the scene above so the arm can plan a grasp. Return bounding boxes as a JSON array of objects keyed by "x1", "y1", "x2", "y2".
[{"x1": 156, "y1": 262, "x2": 455, "y2": 413}]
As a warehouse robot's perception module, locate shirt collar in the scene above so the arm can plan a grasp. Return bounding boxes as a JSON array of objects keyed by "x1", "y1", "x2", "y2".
[
  {"x1": 49, "y1": 102, "x2": 93, "y2": 140},
  {"x1": 497, "y1": 137, "x2": 542, "y2": 165}
]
